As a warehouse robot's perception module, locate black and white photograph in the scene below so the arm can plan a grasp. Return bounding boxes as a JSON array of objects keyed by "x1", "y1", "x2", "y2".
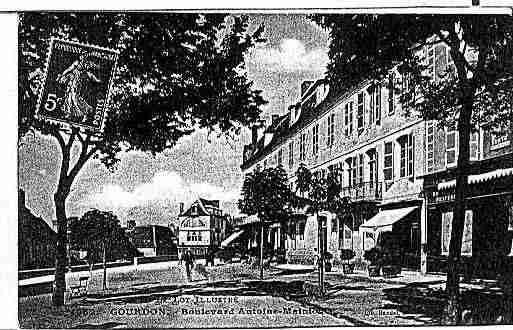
[{"x1": 11, "y1": 2, "x2": 513, "y2": 328}]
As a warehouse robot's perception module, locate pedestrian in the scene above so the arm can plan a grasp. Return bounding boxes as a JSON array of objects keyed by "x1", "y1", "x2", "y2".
[
  {"x1": 206, "y1": 247, "x2": 215, "y2": 267},
  {"x1": 181, "y1": 249, "x2": 195, "y2": 281}
]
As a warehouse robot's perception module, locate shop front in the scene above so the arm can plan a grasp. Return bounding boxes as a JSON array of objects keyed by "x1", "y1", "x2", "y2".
[{"x1": 424, "y1": 167, "x2": 513, "y2": 278}]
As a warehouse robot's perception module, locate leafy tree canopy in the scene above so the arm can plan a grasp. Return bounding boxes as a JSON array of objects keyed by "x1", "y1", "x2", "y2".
[
  {"x1": 313, "y1": 15, "x2": 513, "y2": 128},
  {"x1": 294, "y1": 164, "x2": 345, "y2": 215},
  {"x1": 69, "y1": 209, "x2": 138, "y2": 263},
  {"x1": 19, "y1": 13, "x2": 267, "y2": 166},
  {"x1": 238, "y1": 165, "x2": 293, "y2": 222}
]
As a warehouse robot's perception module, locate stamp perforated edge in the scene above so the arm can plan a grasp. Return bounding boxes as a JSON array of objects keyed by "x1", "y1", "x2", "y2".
[{"x1": 34, "y1": 37, "x2": 120, "y2": 133}]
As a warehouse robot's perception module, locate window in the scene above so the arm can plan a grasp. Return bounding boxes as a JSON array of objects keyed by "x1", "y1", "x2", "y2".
[
  {"x1": 299, "y1": 133, "x2": 306, "y2": 161},
  {"x1": 408, "y1": 134, "x2": 414, "y2": 177},
  {"x1": 312, "y1": 123, "x2": 319, "y2": 156},
  {"x1": 446, "y1": 124, "x2": 457, "y2": 167},
  {"x1": 344, "y1": 102, "x2": 354, "y2": 136},
  {"x1": 288, "y1": 141, "x2": 294, "y2": 168},
  {"x1": 442, "y1": 210, "x2": 473, "y2": 256},
  {"x1": 327, "y1": 113, "x2": 335, "y2": 147},
  {"x1": 368, "y1": 149, "x2": 377, "y2": 186},
  {"x1": 357, "y1": 154, "x2": 364, "y2": 184},
  {"x1": 277, "y1": 148, "x2": 283, "y2": 167},
  {"x1": 346, "y1": 157, "x2": 356, "y2": 187},
  {"x1": 375, "y1": 83, "x2": 382, "y2": 125},
  {"x1": 427, "y1": 44, "x2": 436, "y2": 80},
  {"x1": 370, "y1": 84, "x2": 381, "y2": 126},
  {"x1": 426, "y1": 121, "x2": 435, "y2": 173},
  {"x1": 357, "y1": 92, "x2": 365, "y2": 132},
  {"x1": 470, "y1": 131, "x2": 479, "y2": 160},
  {"x1": 401, "y1": 73, "x2": 415, "y2": 109},
  {"x1": 445, "y1": 46, "x2": 456, "y2": 78},
  {"x1": 388, "y1": 73, "x2": 395, "y2": 115},
  {"x1": 369, "y1": 88, "x2": 375, "y2": 125},
  {"x1": 446, "y1": 46, "x2": 454, "y2": 66},
  {"x1": 331, "y1": 217, "x2": 338, "y2": 233},
  {"x1": 297, "y1": 221, "x2": 306, "y2": 240},
  {"x1": 187, "y1": 231, "x2": 201, "y2": 242},
  {"x1": 384, "y1": 141, "x2": 394, "y2": 181},
  {"x1": 399, "y1": 134, "x2": 414, "y2": 178}
]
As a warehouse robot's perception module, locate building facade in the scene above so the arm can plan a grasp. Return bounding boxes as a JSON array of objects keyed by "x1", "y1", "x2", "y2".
[
  {"x1": 127, "y1": 225, "x2": 178, "y2": 258},
  {"x1": 18, "y1": 190, "x2": 57, "y2": 270},
  {"x1": 177, "y1": 198, "x2": 228, "y2": 257},
  {"x1": 240, "y1": 37, "x2": 513, "y2": 274}
]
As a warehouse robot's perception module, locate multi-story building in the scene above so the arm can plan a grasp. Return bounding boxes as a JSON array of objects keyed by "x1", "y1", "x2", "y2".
[
  {"x1": 240, "y1": 37, "x2": 513, "y2": 274},
  {"x1": 177, "y1": 198, "x2": 228, "y2": 257}
]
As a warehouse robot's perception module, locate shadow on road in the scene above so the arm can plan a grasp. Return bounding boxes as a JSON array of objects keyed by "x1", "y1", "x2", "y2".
[
  {"x1": 383, "y1": 280, "x2": 508, "y2": 325},
  {"x1": 71, "y1": 321, "x2": 126, "y2": 329}
]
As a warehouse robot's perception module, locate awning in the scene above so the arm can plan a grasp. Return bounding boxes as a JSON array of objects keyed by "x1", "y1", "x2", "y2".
[
  {"x1": 220, "y1": 230, "x2": 244, "y2": 248},
  {"x1": 360, "y1": 206, "x2": 418, "y2": 232},
  {"x1": 438, "y1": 168, "x2": 513, "y2": 191},
  {"x1": 238, "y1": 214, "x2": 260, "y2": 226}
]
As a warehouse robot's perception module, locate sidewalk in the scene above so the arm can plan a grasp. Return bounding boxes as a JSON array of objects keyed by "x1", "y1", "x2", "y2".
[{"x1": 274, "y1": 263, "x2": 446, "y2": 285}]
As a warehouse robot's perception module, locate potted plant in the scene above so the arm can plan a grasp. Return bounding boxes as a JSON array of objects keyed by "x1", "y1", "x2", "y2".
[
  {"x1": 364, "y1": 247, "x2": 383, "y2": 276},
  {"x1": 339, "y1": 249, "x2": 356, "y2": 274},
  {"x1": 324, "y1": 251, "x2": 333, "y2": 272}
]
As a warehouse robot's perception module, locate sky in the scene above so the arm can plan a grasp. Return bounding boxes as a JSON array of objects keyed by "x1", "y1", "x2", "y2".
[{"x1": 18, "y1": 14, "x2": 330, "y2": 227}]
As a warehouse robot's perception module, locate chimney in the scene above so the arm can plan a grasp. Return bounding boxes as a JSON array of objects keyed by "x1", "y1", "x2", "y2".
[
  {"x1": 179, "y1": 202, "x2": 184, "y2": 214},
  {"x1": 301, "y1": 80, "x2": 314, "y2": 98}
]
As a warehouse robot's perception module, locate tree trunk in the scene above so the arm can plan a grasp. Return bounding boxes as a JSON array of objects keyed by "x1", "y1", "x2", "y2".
[
  {"x1": 317, "y1": 212, "x2": 324, "y2": 295},
  {"x1": 52, "y1": 191, "x2": 69, "y2": 307},
  {"x1": 102, "y1": 240, "x2": 107, "y2": 290},
  {"x1": 444, "y1": 97, "x2": 473, "y2": 324},
  {"x1": 260, "y1": 221, "x2": 264, "y2": 280}
]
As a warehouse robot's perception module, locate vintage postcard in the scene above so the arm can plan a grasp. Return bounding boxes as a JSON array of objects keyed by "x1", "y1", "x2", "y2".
[{"x1": 16, "y1": 4, "x2": 513, "y2": 329}]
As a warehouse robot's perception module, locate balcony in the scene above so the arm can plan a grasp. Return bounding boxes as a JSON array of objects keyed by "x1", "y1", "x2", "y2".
[{"x1": 340, "y1": 181, "x2": 383, "y2": 202}]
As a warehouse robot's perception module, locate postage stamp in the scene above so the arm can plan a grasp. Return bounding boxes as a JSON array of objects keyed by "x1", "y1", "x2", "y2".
[{"x1": 35, "y1": 38, "x2": 118, "y2": 132}]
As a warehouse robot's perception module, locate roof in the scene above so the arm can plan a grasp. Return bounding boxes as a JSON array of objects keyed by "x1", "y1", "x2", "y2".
[
  {"x1": 199, "y1": 198, "x2": 220, "y2": 209},
  {"x1": 180, "y1": 198, "x2": 221, "y2": 217},
  {"x1": 437, "y1": 168, "x2": 513, "y2": 191},
  {"x1": 241, "y1": 78, "x2": 372, "y2": 170},
  {"x1": 360, "y1": 206, "x2": 418, "y2": 231}
]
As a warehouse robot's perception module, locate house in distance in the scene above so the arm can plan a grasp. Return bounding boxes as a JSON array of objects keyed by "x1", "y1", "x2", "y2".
[{"x1": 177, "y1": 198, "x2": 228, "y2": 257}]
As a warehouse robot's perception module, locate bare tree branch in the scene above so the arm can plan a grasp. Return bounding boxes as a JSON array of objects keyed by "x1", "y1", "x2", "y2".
[{"x1": 67, "y1": 144, "x2": 100, "y2": 183}]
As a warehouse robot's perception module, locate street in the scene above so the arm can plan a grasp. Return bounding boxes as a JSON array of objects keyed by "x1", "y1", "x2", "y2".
[
  {"x1": 19, "y1": 261, "x2": 351, "y2": 328},
  {"x1": 19, "y1": 258, "x2": 509, "y2": 328}
]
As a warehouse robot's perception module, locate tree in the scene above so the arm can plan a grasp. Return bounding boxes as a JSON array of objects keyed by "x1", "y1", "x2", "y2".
[
  {"x1": 69, "y1": 209, "x2": 137, "y2": 290},
  {"x1": 314, "y1": 14, "x2": 513, "y2": 323},
  {"x1": 239, "y1": 165, "x2": 293, "y2": 279},
  {"x1": 19, "y1": 13, "x2": 267, "y2": 306},
  {"x1": 294, "y1": 163, "x2": 343, "y2": 295}
]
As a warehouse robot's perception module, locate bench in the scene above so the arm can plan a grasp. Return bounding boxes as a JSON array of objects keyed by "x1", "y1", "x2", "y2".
[{"x1": 69, "y1": 275, "x2": 89, "y2": 298}]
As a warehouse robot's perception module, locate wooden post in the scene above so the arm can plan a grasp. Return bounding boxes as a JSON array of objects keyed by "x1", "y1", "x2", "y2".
[
  {"x1": 102, "y1": 240, "x2": 107, "y2": 291},
  {"x1": 421, "y1": 196, "x2": 428, "y2": 274}
]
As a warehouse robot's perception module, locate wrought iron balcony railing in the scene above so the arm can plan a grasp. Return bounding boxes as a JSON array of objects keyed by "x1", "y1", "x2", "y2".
[{"x1": 340, "y1": 181, "x2": 383, "y2": 202}]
